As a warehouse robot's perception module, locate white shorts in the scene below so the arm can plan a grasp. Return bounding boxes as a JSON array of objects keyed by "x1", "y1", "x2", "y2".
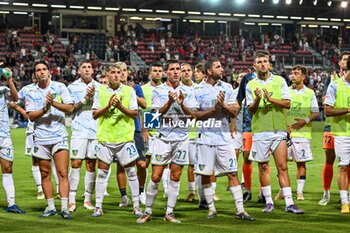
[
  {"x1": 145, "y1": 135, "x2": 156, "y2": 157},
  {"x1": 232, "y1": 131, "x2": 243, "y2": 151},
  {"x1": 188, "y1": 140, "x2": 196, "y2": 165},
  {"x1": 249, "y1": 134, "x2": 286, "y2": 163},
  {"x1": 97, "y1": 142, "x2": 139, "y2": 166},
  {"x1": 25, "y1": 133, "x2": 34, "y2": 156},
  {"x1": 288, "y1": 139, "x2": 313, "y2": 162},
  {"x1": 32, "y1": 140, "x2": 69, "y2": 160},
  {"x1": 70, "y1": 138, "x2": 98, "y2": 160},
  {"x1": 152, "y1": 137, "x2": 189, "y2": 166},
  {"x1": 195, "y1": 143, "x2": 237, "y2": 176},
  {"x1": 334, "y1": 136, "x2": 350, "y2": 166},
  {"x1": 0, "y1": 137, "x2": 14, "y2": 162}
]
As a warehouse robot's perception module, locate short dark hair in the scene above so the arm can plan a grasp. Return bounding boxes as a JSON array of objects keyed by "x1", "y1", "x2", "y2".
[
  {"x1": 79, "y1": 60, "x2": 92, "y2": 68},
  {"x1": 205, "y1": 58, "x2": 220, "y2": 75},
  {"x1": 33, "y1": 60, "x2": 50, "y2": 71},
  {"x1": 195, "y1": 63, "x2": 205, "y2": 74},
  {"x1": 292, "y1": 65, "x2": 308, "y2": 77},
  {"x1": 165, "y1": 59, "x2": 180, "y2": 70},
  {"x1": 253, "y1": 50, "x2": 270, "y2": 61},
  {"x1": 149, "y1": 62, "x2": 163, "y2": 70},
  {"x1": 339, "y1": 51, "x2": 350, "y2": 61}
]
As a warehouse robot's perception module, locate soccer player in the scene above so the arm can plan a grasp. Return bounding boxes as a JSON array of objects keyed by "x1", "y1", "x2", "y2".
[
  {"x1": 285, "y1": 65, "x2": 319, "y2": 201},
  {"x1": 91, "y1": 64, "x2": 141, "y2": 217},
  {"x1": 319, "y1": 51, "x2": 350, "y2": 205},
  {"x1": 10, "y1": 74, "x2": 44, "y2": 200},
  {"x1": 141, "y1": 62, "x2": 166, "y2": 196},
  {"x1": 246, "y1": 53, "x2": 303, "y2": 214},
  {"x1": 67, "y1": 60, "x2": 99, "y2": 212},
  {"x1": 114, "y1": 62, "x2": 147, "y2": 207},
  {"x1": 236, "y1": 50, "x2": 271, "y2": 203},
  {"x1": 136, "y1": 59, "x2": 198, "y2": 223},
  {"x1": 193, "y1": 62, "x2": 208, "y2": 208},
  {"x1": 0, "y1": 67, "x2": 25, "y2": 213},
  {"x1": 181, "y1": 63, "x2": 197, "y2": 202},
  {"x1": 26, "y1": 60, "x2": 74, "y2": 219},
  {"x1": 192, "y1": 59, "x2": 254, "y2": 220},
  {"x1": 324, "y1": 58, "x2": 350, "y2": 213}
]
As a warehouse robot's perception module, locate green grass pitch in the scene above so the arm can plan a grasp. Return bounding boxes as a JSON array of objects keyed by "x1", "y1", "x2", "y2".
[{"x1": 0, "y1": 122, "x2": 349, "y2": 233}]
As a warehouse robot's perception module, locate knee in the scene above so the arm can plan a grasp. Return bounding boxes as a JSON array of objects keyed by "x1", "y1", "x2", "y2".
[
  {"x1": 277, "y1": 164, "x2": 288, "y2": 174},
  {"x1": 86, "y1": 160, "x2": 96, "y2": 172},
  {"x1": 2, "y1": 162, "x2": 12, "y2": 174},
  {"x1": 170, "y1": 173, "x2": 180, "y2": 182},
  {"x1": 259, "y1": 163, "x2": 269, "y2": 173},
  {"x1": 340, "y1": 166, "x2": 348, "y2": 173},
  {"x1": 151, "y1": 174, "x2": 161, "y2": 183},
  {"x1": 71, "y1": 160, "x2": 82, "y2": 169}
]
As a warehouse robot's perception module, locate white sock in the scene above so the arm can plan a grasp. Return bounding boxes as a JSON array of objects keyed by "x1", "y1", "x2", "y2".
[
  {"x1": 203, "y1": 183, "x2": 215, "y2": 212},
  {"x1": 196, "y1": 175, "x2": 204, "y2": 201},
  {"x1": 51, "y1": 161, "x2": 59, "y2": 193},
  {"x1": 31, "y1": 165, "x2": 42, "y2": 193},
  {"x1": 95, "y1": 169, "x2": 108, "y2": 208},
  {"x1": 282, "y1": 187, "x2": 294, "y2": 207},
  {"x1": 324, "y1": 189, "x2": 330, "y2": 198},
  {"x1": 125, "y1": 166, "x2": 140, "y2": 208},
  {"x1": 230, "y1": 185, "x2": 244, "y2": 214},
  {"x1": 166, "y1": 179, "x2": 180, "y2": 215},
  {"x1": 212, "y1": 182, "x2": 217, "y2": 195},
  {"x1": 104, "y1": 167, "x2": 112, "y2": 193},
  {"x1": 297, "y1": 179, "x2": 305, "y2": 194},
  {"x1": 188, "y1": 181, "x2": 195, "y2": 194},
  {"x1": 47, "y1": 198, "x2": 55, "y2": 210},
  {"x1": 61, "y1": 197, "x2": 68, "y2": 211},
  {"x1": 2, "y1": 174, "x2": 15, "y2": 207},
  {"x1": 68, "y1": 168, "x2": 81, "y2": 204},
  {"x1": 84, "y1": 171, "x2": 95, "y2": 203},
  {"x1": 340, "y1": 190, "x2": 349, "y2": 204},
  {"x1": 162, "y1": 168, "x2": 169, "y2": 195},
  {"x1": 262, "y1": 186, "x2": 273, "y2": 204},
  {"x1": 145, "y1": 180, "x2": 159, "y2": 214}
]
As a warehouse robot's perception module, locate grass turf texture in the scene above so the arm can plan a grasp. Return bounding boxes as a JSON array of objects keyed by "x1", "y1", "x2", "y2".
[{"x1": 0, "y1": 122, "x2": 349, "y2": 233}]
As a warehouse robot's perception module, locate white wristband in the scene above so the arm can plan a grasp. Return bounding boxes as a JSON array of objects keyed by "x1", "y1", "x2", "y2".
[
  {"x1": 81, "y1": 98, "x2": 87, "y2": 104},
  {"x1": 304, "y1": 118, "x2": 310, "y2": 124}
]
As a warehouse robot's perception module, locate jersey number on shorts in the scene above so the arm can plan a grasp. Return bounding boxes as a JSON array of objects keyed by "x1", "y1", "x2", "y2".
[
  {"x1": 229, "y1": 158, "x2": 235, "y2": 168},
  {"x1": 176, "y1": 150, "x2": 187, "y2": 160},
  {"x1": 127, "y1": 145, "x2": 137, "y2": 157}
]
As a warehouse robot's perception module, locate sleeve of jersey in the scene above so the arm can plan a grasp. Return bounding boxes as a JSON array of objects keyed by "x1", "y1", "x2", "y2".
[
  {"x1": 226, "y1": 85, "x2": 236, "y2": 105},
  {"x1": 184, "y1": 89, "x2": 199, "y2": 109},
  {"x1": 128, "y1": 89, "x2": 138, "y2": 110},
  {"x1": 60, "y1": 85, "x2": 73, "y2": 104},
  {"x1": 323, "y1": 76, "x2": 331, "y2": 97},
  {"x1": 25, "y1": 93, "x2": 38, "y2": 112},
  {"x1": 324, "y1": 82, "x2": 337, "y2": 107},
  {"x1": 236, "y1": 76, "x2": 248, "y2": 102},
  {"x1": 92, "y1": 88, "x2": 100, "y2": 110},
  {"x1": 245, "y1": 85, "x2": 254, "y2": 106},
  {"x1": 134, "y1": 84, "x2": 144, "y2": 98},
  {"x1": 281, "y1": 79, "x2": 291, "y2": 100},
  {"x1": 18, "y1": 89, "x2": 25, "y2": 103},
  {"x1": 310, "y1": 93, "x2": 320, "y2": 112},
  {"x1": 151, "y1": 88, "x2": 162, "y2": 110}
]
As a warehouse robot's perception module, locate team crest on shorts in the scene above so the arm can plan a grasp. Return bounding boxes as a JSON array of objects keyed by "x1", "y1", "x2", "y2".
[
  {"x1": 26, "y1": 148, "x2": 31, "y2": 154},
  {"x1": 72, "y1": 150, "x2": 78, "y2": 156},
  {"x1": 252, "y1": 151, "x2": 257, "y2": 158},
  {"x1": 155, "y1": 154, "x2": 162, "y2": 161},
  {"x1": 34, "y1": 147, "x2": 39, "y2": 153},
  {"x1": 199, "y1": 164, "x2": 205, "y2": 171}
]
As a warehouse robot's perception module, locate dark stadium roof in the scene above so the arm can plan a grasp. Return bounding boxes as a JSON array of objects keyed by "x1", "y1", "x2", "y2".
[{"x1": 7, "y1": 0, "x2": 350, "y2": 18}]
